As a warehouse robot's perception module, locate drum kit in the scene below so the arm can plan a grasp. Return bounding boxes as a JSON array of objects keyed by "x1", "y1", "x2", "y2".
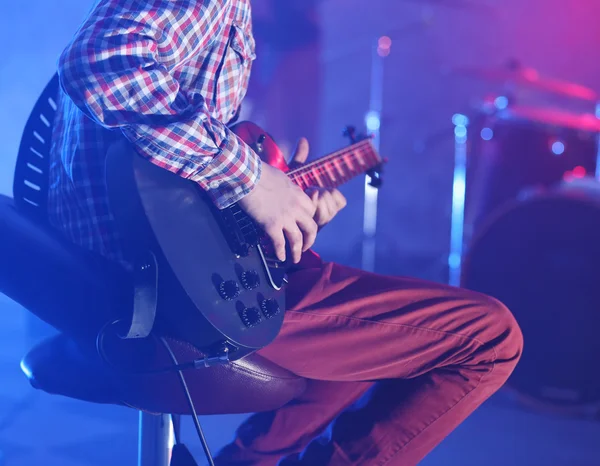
[{"x1": 451, "y1": 60, "x2": 600, "y2": 417}]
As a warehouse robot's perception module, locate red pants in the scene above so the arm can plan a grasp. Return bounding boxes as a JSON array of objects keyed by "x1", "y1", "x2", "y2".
[{"x1": 215, "y1": 257, "x2": 523, "y2": 465}]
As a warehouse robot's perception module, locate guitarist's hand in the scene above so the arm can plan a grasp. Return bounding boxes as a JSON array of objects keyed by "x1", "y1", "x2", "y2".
[
  {"x1": 305, "y1": 186, "x2": 347, "y2": 228},
  {"x1": 238, "y1": 161, "x2": 318, "y2": 264},
  {"x1": 290, "y1": 138, "x2": 347, "y2": 228}
]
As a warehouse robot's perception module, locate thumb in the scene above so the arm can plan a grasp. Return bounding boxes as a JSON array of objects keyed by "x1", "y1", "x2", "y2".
[{"x1": 291, "y1": 137, "x2": 309, "y2": 165}]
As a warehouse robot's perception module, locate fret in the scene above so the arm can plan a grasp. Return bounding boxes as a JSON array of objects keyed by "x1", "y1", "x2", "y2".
[
  {"x1": 354, "y1": 149, "x2": 366, "y2": 167},
  {"x1": 317, "y1": 167, "x2": 334, "y2": 188},
  {"x1": 361, "y1": 149, "x2": 375, "y2": 167},
  {"x1": 323, "y1": 162, "x2": 337, "y2": 183},
  {"x1": 310, "y1": 169, "x2": 325, "y2": 188},
  {"x1": 298, "y1": 173, "x2": 309, "y2": 189},
  {"x1": 332, "y1": 158, "x2": 346, "y2": 179},
  {"x1": 325, "y1": 169, "x2": 336, "y2": 188},
  {"x1": 342, "y1": 153, "x2": 356, "y2": 174},
  {"x1": 290, "y1": 172, "x2": 306, "y2": 190},
  {"x1": 366, "y1": 147, "x2": 379, "y2": 166},
  {"x1": 338, "y1": 157, "x2": 352, "y2": 178},
  {"x1": 313, "y1": 168, "x2": 324, "y2": 187}
]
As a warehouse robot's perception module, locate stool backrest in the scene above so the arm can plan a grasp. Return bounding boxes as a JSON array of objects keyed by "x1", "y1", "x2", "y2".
[{"x1": 13, "y1": 74, "x2": 59, "y2": 223}]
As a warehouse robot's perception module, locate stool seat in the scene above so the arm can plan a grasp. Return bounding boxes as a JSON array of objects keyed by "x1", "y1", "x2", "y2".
[{"x1": 21, "y1": 333, "x2": 306, "y2": 415}]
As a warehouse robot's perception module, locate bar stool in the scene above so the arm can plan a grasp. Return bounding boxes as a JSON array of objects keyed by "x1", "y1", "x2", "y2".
[{"x1": 0, "y1": 74, "x2": 307, "y2": 465}]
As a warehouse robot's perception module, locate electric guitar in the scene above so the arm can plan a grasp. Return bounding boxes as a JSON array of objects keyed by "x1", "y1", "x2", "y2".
[{"x1": 105, "y1": 121, "x2": 384, "y2": 362}]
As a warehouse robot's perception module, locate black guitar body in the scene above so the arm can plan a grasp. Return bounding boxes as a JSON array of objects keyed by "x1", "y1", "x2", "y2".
[{"x1": 106, "y1": 138, "x2": 286, "y2": 362}]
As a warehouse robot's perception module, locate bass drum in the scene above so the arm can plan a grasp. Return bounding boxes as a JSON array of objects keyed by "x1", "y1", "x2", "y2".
[{"x1": 462, "y1": 177, "x2": 600, "y2": 415}]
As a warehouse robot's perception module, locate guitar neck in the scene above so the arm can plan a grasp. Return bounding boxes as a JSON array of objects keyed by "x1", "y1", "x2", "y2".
[{"x1": 287, "y1": 139, "x2": 381, "y2": 190}]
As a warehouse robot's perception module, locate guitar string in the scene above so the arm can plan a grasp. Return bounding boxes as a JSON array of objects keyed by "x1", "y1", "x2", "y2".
[
  {"x1": 287, "y1": 140, "x2": 380, "y2": 179},
  {"x1": 290, "y1": 146, "x2": 381, "y2": 182},
  {"x1": 292, "y1": 160, "x2": 368, "y2": 189},
  {"x1": 286, "y1": 139, "x2": 372, "y2": 176},
  {"x1": 289, "y1": 148, "x2": 380, "y2": 189},
  {"x1": 291, "y1": 150, "x2": 376, "y2": 183}
]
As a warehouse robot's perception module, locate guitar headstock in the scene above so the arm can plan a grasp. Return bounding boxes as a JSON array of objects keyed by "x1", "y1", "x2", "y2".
[{"x1": 343, "y1": 125, "x2": 373, "y2": 143}]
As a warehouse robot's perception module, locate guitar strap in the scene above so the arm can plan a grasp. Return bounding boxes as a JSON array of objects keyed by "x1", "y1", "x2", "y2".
[{"x1": 120, "y1": 250, "x2": 159, "y2": 340}]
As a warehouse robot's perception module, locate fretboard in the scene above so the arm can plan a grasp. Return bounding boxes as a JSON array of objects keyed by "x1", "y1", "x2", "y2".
[{"x1": 287, "y1": 139, "x2": 381, "y2": 190}]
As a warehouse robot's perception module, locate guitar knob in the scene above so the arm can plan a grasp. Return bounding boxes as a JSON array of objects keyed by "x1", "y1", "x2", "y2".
[
  {"x1": 218, "y1": 280, "x2": 240, "y2": 300},
  {"x1": 260, "y1": 299, "x2": 281, "y2": 319},
  {"x1": 240, "y1": 307, "x2": 262, "y2": 328},
  {"x1": 241, "y1": 270, "x2": 260, "y2": 290}
]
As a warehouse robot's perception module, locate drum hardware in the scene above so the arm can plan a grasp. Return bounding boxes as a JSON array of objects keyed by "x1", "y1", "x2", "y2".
[
  {"x1": 453, "y1": 58, "x2": 598, "y2": 102},
  {"x1": 462, "y1": 179, "x2": 600, "y2": 418},
  {"x1": 462, "y1": 102, "x2": 600, "y2": 242},
  {"x1": 449, "y1": 62, "x2": 600, "y2": 416}
]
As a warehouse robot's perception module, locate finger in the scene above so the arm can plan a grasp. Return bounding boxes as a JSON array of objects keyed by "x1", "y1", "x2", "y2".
[
  {"x1": 306, "y1": 187, "x2": 320, "y2": 206},
  {"x1": 317, "y1": 191, "x2": 335, "y2": 223},
  {"x1": 331, "y1": 189, "x2": 347, "y2": 209},
  {"x1": 326, "y1": 196, "x2": 338, "y2": 222},
  {"x1": 328, "y1": 194, "x2": 342, "y2": 215},
  {"x1": 305, "y1": 186, "x2": 319, "y2": 197},
  {"x1": 266, "y1": 226, "x2": 286, "y2": 262},
  {"x1": 296, "y1": 215, "x2": 318, "y2": 252},
  {"x1": 283, "y1": 224, "x2": 304, "y2": 263},
  {"x1": 322, "y1": 189, "x2": 335, "y2": 208},
  {"x1": 298, "y1": 189, "x2": 318, "y2": 217},
  {"x1": 291, "y1": 137, "x2": 310, "y2": 165},
  {"x1": 314, "y1": 203, "x2": 330, "y2": 226}
]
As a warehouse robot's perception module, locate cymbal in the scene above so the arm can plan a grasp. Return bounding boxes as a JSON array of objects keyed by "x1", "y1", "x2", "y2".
[
  {"x1": 496, "y1": 105, "x2": 600, "y2": 133},
  {"x1": 454, "y1": 62, "x2": 598, "y2": 102}
]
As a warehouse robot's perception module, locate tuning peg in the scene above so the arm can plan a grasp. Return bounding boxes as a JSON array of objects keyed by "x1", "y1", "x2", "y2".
[
  {"x1": 368, "y1": 170, "x2": 383, "y2": 188},
  {"x1": 367, "y1": 164, "x2": 384, "y2": 188},
  {"x1": 343, "y1": 125, "x2": 357, "y2": 143}
]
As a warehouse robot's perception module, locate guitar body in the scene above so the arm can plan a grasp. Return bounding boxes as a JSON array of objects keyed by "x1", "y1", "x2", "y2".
[
  {"x1": 106, "y1": 122, "x2": 290, "y2": 361},
  {"x1": 106, "y1": 120, "x2": 383, "y2": 361}
]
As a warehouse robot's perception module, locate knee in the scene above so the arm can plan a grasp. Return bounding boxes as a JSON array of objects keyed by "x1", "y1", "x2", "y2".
[
  {"x1": 476, "y1": 294, "x2": 524, "y2": 368},
  {"x1": 454, "y1": 287, "x2": 523, "y2": 370}
]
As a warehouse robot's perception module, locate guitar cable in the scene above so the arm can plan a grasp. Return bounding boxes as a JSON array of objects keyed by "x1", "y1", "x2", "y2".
[
  {"x1": 94, "y1": 321, "x2": 217, "y2": 466},
  {"x1": 159, "y1": 335, "x2": 216, "y2": 466},
  {"x1": 95, "y1": 320, "x2": 206, "y2": 375}
]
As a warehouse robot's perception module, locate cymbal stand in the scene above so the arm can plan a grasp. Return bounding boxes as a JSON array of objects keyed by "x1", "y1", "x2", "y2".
[
  {"x1": 361, "y1": 37, "x2": 387, "y2": 272},
  {"x1": 448, "y1": 114, "x2": 469, "y2": 286}
]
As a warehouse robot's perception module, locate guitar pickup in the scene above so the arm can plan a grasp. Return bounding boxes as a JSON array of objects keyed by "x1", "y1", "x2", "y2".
[{"x1": 216, "y1": 204, "x2": 259, "y2": 257}]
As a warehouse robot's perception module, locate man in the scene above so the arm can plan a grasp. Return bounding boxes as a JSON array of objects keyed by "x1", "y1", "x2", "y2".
[{"x1": 48, "y1": 0, "x2": 523, "y2": 464}]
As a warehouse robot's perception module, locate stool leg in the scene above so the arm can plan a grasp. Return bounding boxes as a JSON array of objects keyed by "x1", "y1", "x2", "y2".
[{"x1": 138, "y1": 412, "x2": 175, "y2": 466}]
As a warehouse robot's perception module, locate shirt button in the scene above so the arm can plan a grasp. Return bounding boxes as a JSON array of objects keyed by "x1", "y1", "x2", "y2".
[{"x1": 209, "y1": 181, "x2": 221, "y2": 190}]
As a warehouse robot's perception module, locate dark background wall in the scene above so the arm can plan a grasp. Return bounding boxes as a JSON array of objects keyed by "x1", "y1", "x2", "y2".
[
  {"x1": 2, "y1": 0, "x2": 600, "y2": 283},
  {"x1": 242, "y1": 0, "x2": 600, "y2": 281}
]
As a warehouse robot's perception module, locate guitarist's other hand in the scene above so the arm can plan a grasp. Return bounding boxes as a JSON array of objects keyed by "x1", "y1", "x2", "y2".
[
  {"x1": 238, "y1": 162, "x2": 317, "y2": 264},
  {"x1": 306, "y1": 187, "x2": 347, "y2": 228},
  {"x1": 290, "y1": 138, "x2": 347, "y2": 228}
]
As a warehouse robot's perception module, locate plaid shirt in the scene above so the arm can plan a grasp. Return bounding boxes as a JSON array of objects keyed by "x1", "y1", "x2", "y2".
[{"x1": 48, "y1": 0, "x2": 259, "y2": 263}]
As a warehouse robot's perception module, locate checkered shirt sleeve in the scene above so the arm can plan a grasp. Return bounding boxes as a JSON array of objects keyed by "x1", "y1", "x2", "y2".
[{"x1": 57, "y1": 0, "x2": 261, "y2": 208}]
